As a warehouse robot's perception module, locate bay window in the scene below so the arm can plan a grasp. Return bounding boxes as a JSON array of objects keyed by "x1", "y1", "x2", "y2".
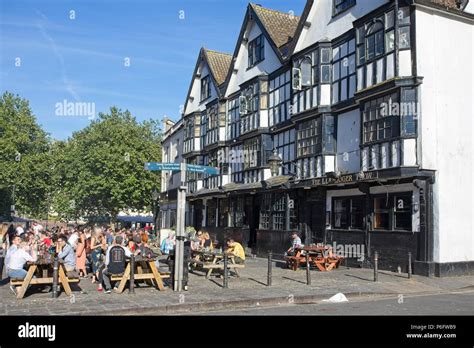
[
  {"x1": 227, "y1": 97, "x2": 240, "y2": 140},
  {"x1": 297, "y1": 118, "x2": 321, "y2": 157},
  {"x1": 240, "y1": 82, "x2": 260, "y2": 134},
  {"x1": 356, "y1": 7, "x2": 411, "y2": 90},
  {"x1": 332, "y1": 38, "x2": 356, "y2": 104},
  {"x1": 363, "y1": 92, "x2": 399, "y2": 143},
  {"x1": 204, "y1": 104, "x2": 219, "y2": 147},
  {"x1": 274, "y1": 129, "x2": 295, "y2": 175},
  {"x1": 269, "y1": 70, "x2": 291, "y2": 126}
]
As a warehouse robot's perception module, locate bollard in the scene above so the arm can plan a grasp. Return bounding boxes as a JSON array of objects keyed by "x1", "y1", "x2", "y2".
[
  {"x1": 305, "y1": 253, "x2": 311, "y2": 285},
  {"x1": 408, "y1": 252, "x2": 412, "y2": 279},
  {"x1": 223, "y1": 253, "x2": 229, "y2": 289},
  {"x1": 129, "y1": 254, "x2": 135, "y2": 294},
  {"x1": 267, "y1": 251, "x2": 272, "y2": 287},
  {"x1": 374, "y1": 251, "x2": 378, "y2": 282},
  {"x1": 52, "y1": 257, "x2": 59, "y2": 298}
]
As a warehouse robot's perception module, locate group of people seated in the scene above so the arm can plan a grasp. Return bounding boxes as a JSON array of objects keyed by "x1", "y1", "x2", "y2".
[
  {"x1": 0, "y1": 222, "x2": 158, "y2": 295},
  {"x1": 189, "y1": 230, "x2": 246, "y2": 265},
  {"x1": 190, "y1": 230, "x2": 214, "y2": 251},
  {"x1": 0, "y1": 222, "x2": 250, "y2": 296}
]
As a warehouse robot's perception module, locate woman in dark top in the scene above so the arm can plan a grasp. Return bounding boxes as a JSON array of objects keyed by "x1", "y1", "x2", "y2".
[{"x1": 201, "y1": 232, "x2": 212, "y2": 249}]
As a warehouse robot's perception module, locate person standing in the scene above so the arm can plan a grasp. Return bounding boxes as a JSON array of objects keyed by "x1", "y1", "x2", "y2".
[
  {"x1": 161, "y1": 232, "x2": 175, "y2": 255},
  {"x1": 75, "y1": 231, "x2": 87, "y2": 278},
  {"x1": 90, "y1": 228, "x2": 106, "y2": 291}
]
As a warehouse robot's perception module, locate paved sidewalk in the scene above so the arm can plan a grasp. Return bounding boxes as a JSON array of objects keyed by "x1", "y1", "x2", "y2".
[{"x1": 1, "y1": 257, "x2": 473, "y2": 315}]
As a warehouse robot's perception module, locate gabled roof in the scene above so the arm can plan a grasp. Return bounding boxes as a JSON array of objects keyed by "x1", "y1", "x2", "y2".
[
  {"x1": 286, "y1": 0, "x2": 314, "y2": 56},
  {"x1": 221, "y1": 3, "x2": 303, "y2": 94},
  {"x1": 249, "y1": 3, "x2": 300, "y2": 56},
  {"x1": 203, "y1": 49, "x2": 233, "y2": 86},
  {"x1": 289, "y1": 0, "x2": 471, "y2": 55},
  {"x1": 183, "y1": 47, "x2": 232, "y2": 116}
]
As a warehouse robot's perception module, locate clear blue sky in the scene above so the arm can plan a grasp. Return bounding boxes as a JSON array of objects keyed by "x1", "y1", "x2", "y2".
[{"x1": 1, "y1": 0, "x2": 306, "y2": 140}]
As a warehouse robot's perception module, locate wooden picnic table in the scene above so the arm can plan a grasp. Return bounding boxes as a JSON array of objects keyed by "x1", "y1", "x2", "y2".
[
  {"x1": 112, "y1": 255, "x2": 170, "y2": 293},
  {"x1": 285, "y1": 245, "x2": 343, "y2": 272},
  {"x1": 10, "y1": 258, "x2": 80, "y2": 299},
  {"x1": 190, "y1": 250, "x2": 244, "y2": 279}
]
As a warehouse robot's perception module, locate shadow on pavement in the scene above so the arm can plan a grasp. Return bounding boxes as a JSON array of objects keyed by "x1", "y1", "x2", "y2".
[
  {"x1": 282, "y1": 276, "x2": 306, "y2": 285},
  {"x1": 248, "y1": 278, "x2": 267, "y2": 286}
]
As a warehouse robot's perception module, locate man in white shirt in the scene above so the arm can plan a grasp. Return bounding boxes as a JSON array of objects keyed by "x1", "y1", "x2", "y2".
[
  {"x1": 5, "y1": 235, "x2": 21, "y2": 273},
  {"x1": 7, "y1": 240, "x2": 37, "y2": 295}
]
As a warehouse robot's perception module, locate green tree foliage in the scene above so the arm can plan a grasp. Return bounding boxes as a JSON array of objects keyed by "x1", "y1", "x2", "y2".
[
  {"x1": 55, "y1": 107, "x2": 161, "y2": 220},
  {"x1": 0, "y1": 92, "x2": 52, "y2": 218},
  {"x1": 1, "y1": 92, "x2": 162, "y2": 222}
]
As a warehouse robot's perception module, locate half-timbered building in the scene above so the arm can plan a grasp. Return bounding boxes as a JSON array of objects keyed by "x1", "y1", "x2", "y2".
[{"x1": 162, "y1": 0, "x2": 474, "y2": 276}]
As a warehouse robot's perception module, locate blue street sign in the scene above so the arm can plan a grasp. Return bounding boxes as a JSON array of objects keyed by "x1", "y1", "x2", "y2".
[
  {"x1": 186, "y1": 164, "x2": 219, "y2": 175},
  {"x1": 144, "y1": 162, "x2": 180, "y2": 171},
  {"x1": 144, "y1": 162, "x2": 219, "y2": 175}
]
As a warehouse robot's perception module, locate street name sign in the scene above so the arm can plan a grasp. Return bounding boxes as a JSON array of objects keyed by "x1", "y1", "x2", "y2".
[
  {"x1": 144, "y1": 162, "x2": 219, "y2": 175},
  {"x1": 186, "y1": 164, "x2": 219, "y2": 175},
  {"x1": 144, "y1": 162, "x2": 180, "y2": 171}
]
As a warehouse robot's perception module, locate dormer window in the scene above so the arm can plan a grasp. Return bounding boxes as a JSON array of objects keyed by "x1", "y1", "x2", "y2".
[
  {"x1": 248, "y1": 35, "x2": 265, "y2": 68},
  {"x1": 333, "y1": 0, "x2": 356, "y2": 17},
  {"x1": 201, "y1": 75, "x2": 211, "y2": 101}
]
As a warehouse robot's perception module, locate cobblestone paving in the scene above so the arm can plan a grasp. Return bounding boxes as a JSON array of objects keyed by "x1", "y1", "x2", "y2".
[{"x1": 1, "y1": 257, "x2": 473, "y2": 315}]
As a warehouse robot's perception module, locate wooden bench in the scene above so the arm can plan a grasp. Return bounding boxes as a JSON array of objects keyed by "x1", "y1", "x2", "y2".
[
  {"x1": 10, "y1": 274, "x2": 80, "y2": 286},
  {"x1": 10, "y1": 278, "x2": 26, "y2": 286},
  {"x1": 191, "y1": 260, "x2": 245, "y2": 269},
  {"x1": 110, "y1": 273, "x2": 171, "y2": 282},
  {"x1": 190, "y1": 260, "x2": 245, "y2": 278},
  {"x1": 111, "y1": 259, "x2": 171, "y2": 292},
  {"x1": 285, "y1": 253, "x2": 344, "y2": 272}
]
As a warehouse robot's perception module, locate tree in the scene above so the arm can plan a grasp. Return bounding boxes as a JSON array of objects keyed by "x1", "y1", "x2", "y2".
[
  {"x1": 0, "y1": 92, "x2": 53, "y2": 219},
  {"x1": 55, "y1": 107, "x2": 162, "y2": 221}
]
